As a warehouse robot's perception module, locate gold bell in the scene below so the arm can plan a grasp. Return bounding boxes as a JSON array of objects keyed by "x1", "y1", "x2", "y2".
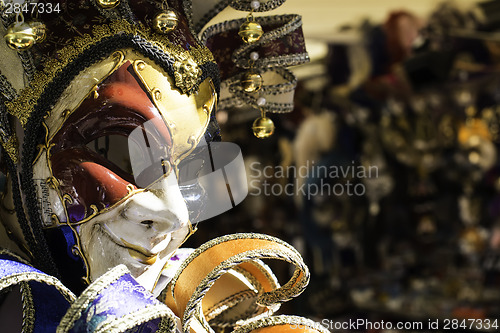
[
  {"x1": 153, "y1": 10, "x2": 178, "y2": 34},
  {"x1": 4, "y1": 21, "x2": 36, "y2": 51},
  {"x1": 96, "y1": 0, "x2": 120, "y2": 9},
  {"x1": 241, "y1": 71, "x2": 263, "y2": 93},
  {"x1": 252, "y1": 116, "x2": 275, "y2": 139},
  {"x1": 239, "y1": 19, "x2": 263, "y2": 44},
  {"x1": 29, "y1": 21, "x2": 47, "y2": 43}
]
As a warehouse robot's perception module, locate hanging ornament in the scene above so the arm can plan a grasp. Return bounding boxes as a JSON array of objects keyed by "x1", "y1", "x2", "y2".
[
  {"x1": 238, "y1": 13, "x2": 263, "y2": 43},
  {"x1": 29, "y1": 21, "x2": 47, "y2": 43},
  {"x1": 238, "y1": 1, "x2": 272, "y2": 139},
  {"x1": 256, "y1": 97, "x2": 266, "y2": 107},
  {"x1": 153, "y1": 10, "x2": 178, "y2": 34},
  {"x1": 250, "y1": 51, "x2": 259, "y2": 61},
  {"x1": 96, "y1": 0, "x2": 120, "y2": 9},
  {"x1": 253, "y1": 109, "x2": 275, "y2": 139},
  {"x1": 4, "y1": 13, "x2": 36, "y2": 51},
  {"x1": 250, "y1": 0, "x2": 261, "y2": 11},
  {"x1": 241, "y1": 71, "x2": 263, "y2": 93}
]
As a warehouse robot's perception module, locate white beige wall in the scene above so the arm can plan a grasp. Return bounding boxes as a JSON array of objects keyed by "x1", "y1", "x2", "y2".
[
  {"x1": 211, "y1": 0, "x2": 481, "y2": 60},
  {"x1": 278, "y1": 0, "x2": 480, "y2": 36}
]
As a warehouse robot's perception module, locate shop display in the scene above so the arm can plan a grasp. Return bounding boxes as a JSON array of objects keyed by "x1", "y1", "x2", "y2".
[
  {"x1": 3, "y1": 0, "x2": 500, "y2": 332},
  {"x1": 212, "y1": 1, "x2": 500, "y2": 330},
  {"x1": 0, "y1": 1, "x2": 324, "y2": 332}
]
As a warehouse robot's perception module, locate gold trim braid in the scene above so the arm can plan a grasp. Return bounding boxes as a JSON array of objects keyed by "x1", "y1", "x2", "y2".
[
  {"x1": 233, "y1": 315, "x2": 330, "y2": 333},
  {"x1": 20, "y1": 282, "x2": 35, "y2": 333},
  {"x1": 165, "y1": 233, "x2": 310, "y2": 333}
]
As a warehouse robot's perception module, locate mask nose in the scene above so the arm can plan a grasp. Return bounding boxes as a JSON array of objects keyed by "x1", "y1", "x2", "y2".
[{"x1": 122, "y1": 172, "x2": 190, "y2": 234}]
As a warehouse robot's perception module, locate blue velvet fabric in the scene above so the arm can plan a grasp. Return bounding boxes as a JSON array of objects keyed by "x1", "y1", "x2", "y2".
[
  {"x1": 0, "y1": 256, "x2": 169, "y2": 332},
  {"x1": 69, "y1": 273, "x2": 161, "y2": 333},
  {"x1": 0, "y1": 255, "x2": 72, "y2": 332},
  {"x1": 30, "y1": 281, "x2": 72, "y2": 333},
  {"x1": 60, "y1": 225, "x2": 80, "y2": 261}
]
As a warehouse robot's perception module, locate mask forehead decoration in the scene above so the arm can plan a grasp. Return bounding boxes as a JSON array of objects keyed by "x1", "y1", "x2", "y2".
[
  {"x1": 0, "y1": 0, "x2": 308, "y2": 294},
  {"x1": 4, "y1": 19, "x2": 215, "y2": 131}
]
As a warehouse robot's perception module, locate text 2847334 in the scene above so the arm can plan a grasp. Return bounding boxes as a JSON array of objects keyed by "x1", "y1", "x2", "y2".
[{"x1": 1, "y1": 1, "x2": 61, "y2": 15}]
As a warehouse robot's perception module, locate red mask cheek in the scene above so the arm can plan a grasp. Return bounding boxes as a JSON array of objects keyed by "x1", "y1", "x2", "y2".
[{"x1": 51, "y1": 147, "x2": 137, "y2": 223}]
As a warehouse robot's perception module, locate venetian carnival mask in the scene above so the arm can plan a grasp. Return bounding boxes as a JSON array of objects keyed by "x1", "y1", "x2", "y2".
[
  {"x1": 0, "y1": 0, "x2": 308, "y2": 298},
  {"x1": 0, "y1": 46, "x2": 223, "y2": 295},
  {"x1": 0, "y1": 0, "x2": 228, "y2": 294},
  {"x1": 32, "y1": 48, "x2": 220, "y2": 293}
]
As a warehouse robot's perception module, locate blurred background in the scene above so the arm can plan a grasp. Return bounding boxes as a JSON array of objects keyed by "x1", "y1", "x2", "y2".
[{"x1": 187, "y1": 0, "x2": 500, "y2": 331}]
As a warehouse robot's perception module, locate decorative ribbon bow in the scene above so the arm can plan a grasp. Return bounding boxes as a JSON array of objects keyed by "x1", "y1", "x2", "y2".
[{"x1": 0, "y1": 234, "x2": 328, "y2": 333}]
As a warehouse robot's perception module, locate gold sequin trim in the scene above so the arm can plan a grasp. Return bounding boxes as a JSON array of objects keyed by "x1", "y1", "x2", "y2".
[
  {"x1": 170, "y1": 233, "x2": 307, "y2": 297},
  {"x1": 169, "y1": 234, "x2": 309, "y2": 333},
  {"x1": 205, "y1": 289, "x2": 258, "y2": 322},
  {"x1": 181, "y1": 248, "x2": 307, "y2": 333},
  {"x1": 0, "y1": 249, "x2": 30, "y2": 265},
  {"x1": 208, "y1": 261, "x2": 280, "y2": 327},
  {"x1": 57, "y1": 265, "x2": 129, "y2": 332}
]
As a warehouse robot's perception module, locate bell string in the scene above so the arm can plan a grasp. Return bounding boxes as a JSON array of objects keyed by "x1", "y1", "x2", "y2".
[{"x1": 15, "y1": 12, "x2": 24, "y2": 25}]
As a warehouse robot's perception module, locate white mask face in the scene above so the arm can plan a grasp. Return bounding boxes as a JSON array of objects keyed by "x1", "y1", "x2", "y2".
[{"x1": 78, "y1": 172, "x2": 190, "y2": 292}]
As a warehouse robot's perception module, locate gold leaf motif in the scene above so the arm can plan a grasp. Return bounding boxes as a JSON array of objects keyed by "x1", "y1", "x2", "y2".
[
  {"x1": 46, "y1": 177, "x2": 60, "y2": 189},
  {"x1": 173, "y1": 52, "x2": 202, "y2": 94}
]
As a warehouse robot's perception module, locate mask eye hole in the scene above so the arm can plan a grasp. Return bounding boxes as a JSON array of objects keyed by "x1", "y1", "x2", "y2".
[{"x1": 86, "y1": 135, "x2": 133, "y2": 175}]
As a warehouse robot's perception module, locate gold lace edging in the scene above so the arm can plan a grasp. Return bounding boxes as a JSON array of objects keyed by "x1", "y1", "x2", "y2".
[{"x1": 94, "y1": 306, "x2": 176, "y2": 333}]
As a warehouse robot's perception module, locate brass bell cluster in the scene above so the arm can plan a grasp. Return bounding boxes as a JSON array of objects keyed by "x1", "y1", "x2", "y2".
[
  {"x1": 4, "y1": 13, "x2": 46, "y2": 51},
  {"x1": 244, "y1": 51, "x2": 273, "y2": 139},
  {"x1": 236, "y1": 1, "x2": 274, "y2": 139},
  {"x1": 95, "y1": 0, "x2": 178, "y2": 34},
  {"x1": 96, "y1": 0, "x2": 120, "y2": 9},
  {"x1": 153, "y1": 10, "x2": 178, "y2": 34},
  {"x1": 152, "y1": 0, "x2": 178, "y2": 34},
  {"x1": 252, "y1": 109, "x2": 275, "y2": 139},
  {"x1": 238, "y1": 1, "x2": 264, "y2": 44}
]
